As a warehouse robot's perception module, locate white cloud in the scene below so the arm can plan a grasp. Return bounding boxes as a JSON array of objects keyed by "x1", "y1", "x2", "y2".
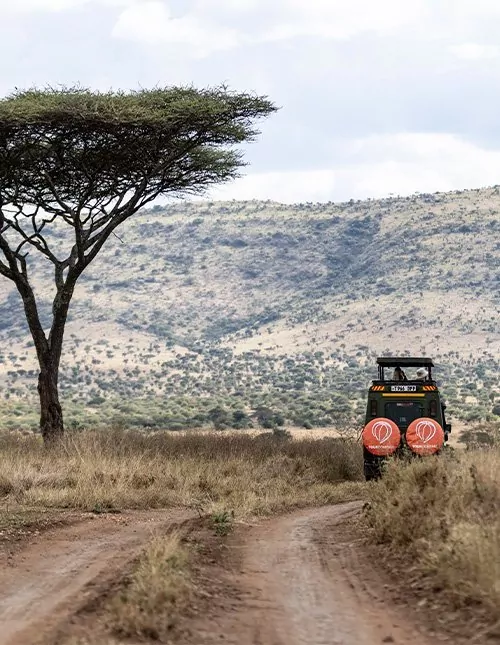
[
  {"x1": 3, "y1": 0, "x2": 131, "y2": 12},
  {"x1": 207, "y1": 134, "x2": 500, "y2": 203},
  {"x1": 261, "y1": 0, "x2": 428, "y2": 42},
  {"x1": 2, "y1": 0, "x2": 80, "y2": 10},
  {"x1": 5, "y1": 0, "x2": 500, "y2": 203},
  {"x1": 207, "y1": 169, "x2": 337, "y2": 203},
  {"x1": 344, "y1": 133, "x2": 500, "y2": 198},
  {"x1": 112, "y1": 1, "x2": 242, "y2": 57},
  {"x1": 448, "y1": 0, "x2": 500, "y2": 17},
  {"x1": 111, "y1": 0, "x2": 428, "y2": 56},
  {"x1": 449, "y1": 42, "x2": 500, "y2": 60}
]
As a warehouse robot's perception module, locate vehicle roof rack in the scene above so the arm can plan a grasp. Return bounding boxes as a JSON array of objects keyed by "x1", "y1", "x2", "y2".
[{"x1": 376, "y1": 357, "x2": 435, "y2": 368}]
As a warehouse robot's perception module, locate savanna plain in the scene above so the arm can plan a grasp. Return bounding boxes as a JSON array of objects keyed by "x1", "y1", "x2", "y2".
[{"x1": 1, "y1": 187, "x2": 500, "y2": 644}]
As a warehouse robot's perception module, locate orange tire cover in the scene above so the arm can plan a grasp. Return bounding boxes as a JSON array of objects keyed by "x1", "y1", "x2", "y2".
[
  {"x1": 406, "y1": 418, "x2": 444, "y2": 455},
  {"x1": 362, "y1": 418, "x2": 401, "y2": 456}
]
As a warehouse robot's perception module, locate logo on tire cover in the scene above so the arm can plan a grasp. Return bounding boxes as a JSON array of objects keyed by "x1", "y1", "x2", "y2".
[
  {"x1": 415, "y1": 420, "x2": 437, "y2": 444},
  {"x1": 362, "y1": 418, "x2": 400, "y2": 456},
  {"x1": 372, "y1": 420, "x2": 394, "y2": 444},
  {"x1": 406, "y1": 418, "x2": 444, "y2": 455}
]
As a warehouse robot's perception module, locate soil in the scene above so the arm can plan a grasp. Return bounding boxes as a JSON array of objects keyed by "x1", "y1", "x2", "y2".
[
  {"x1": 0, "y1": 508, "x2": 194, "y2": 645},
  {"x1": 183, "y1": 502, "x2": 451, "y2": 645},
  {"x1": 0, "y1": 503, "x2": 490, "y2": 645},
  {"x1": 0, "y1": 509, "x2": 85, "y2": 558}
]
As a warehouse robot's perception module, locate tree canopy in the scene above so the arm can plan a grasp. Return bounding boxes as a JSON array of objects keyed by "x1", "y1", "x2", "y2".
[{"x1": 0, "y1": 86, "x2": 276, "y2": 269}]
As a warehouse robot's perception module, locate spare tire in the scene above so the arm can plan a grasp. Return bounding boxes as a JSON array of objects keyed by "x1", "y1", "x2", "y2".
[
  {"x1": 362, "y1": 418, "x2": 401, "y2": 456},
  {"x1": 406, "y1": 418, "x2": 444, "y2": 455}
]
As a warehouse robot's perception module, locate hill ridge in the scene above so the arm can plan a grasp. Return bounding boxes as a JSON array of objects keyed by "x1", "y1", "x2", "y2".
[{"x1": 0, "y1": 186, "x2": 498, "y2": 430}]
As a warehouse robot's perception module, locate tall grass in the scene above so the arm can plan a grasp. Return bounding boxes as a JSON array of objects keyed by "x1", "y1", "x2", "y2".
[
  {"x1": 366, "y1": 448, "x2": 500, "y2": 621},
  {"x1": 0, "y1": 429, "x2": 363, "y2": 517}
]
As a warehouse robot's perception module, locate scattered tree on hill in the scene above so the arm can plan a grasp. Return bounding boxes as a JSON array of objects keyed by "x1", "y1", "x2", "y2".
[
  {"x1": 0, "y1": 86, "x2": 276, "y2": 443},
  {"x1": 232, "y1": 409, "x2": 253, "y2": 429},
  {"x1": 208, "y1": 405, "x2": 231, "y2": 430},
  {"x1": 254, "y1": 406, "x2": 285, "y2": 430}
]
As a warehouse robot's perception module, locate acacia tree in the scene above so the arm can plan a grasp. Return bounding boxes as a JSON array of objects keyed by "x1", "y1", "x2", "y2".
[{"x1": 0, "y1": 86, "x2": 276, "y2": 443}]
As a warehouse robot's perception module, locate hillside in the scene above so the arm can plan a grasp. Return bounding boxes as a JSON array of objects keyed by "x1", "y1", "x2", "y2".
[{"x1": 0, "y1": 187, "x2": 499, "y2": 430}]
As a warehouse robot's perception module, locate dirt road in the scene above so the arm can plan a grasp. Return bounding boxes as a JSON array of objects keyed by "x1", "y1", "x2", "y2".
[
  {"x1": 0, "y1": 504, "x2": 451, "y2": 645},
  {"x1": 189, "y1": 502, "x2": 444, "y2": 645},
  {"x1": 0, "y1": 509, "x2": 193, "y2": 645}
]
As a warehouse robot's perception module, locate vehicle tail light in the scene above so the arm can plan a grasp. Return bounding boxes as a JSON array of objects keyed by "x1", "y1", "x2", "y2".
[
  {"x1": 370, "y1": 400, "x2": 378, "y2": 417},
  {"x1": 430, "y1": 400, "x2": 437, "y2": 418}
]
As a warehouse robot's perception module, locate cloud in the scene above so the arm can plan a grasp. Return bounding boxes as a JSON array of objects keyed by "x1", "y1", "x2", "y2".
[
  {"x1": 345, "y1": 133, "x2": 500, "y2": 197},
  {"x1": 3, "y1": 0, "x2": 80, "y2": 10},
  {"x1": 112, "y1": 1, "x2": 242, "y2": 57},
  {"x1": 111, "y1": 0, "x2": 428, "y2": 56},
  {"x1": 4, "y1": 0, "x2": 500, "y2": 204},
  {"x1": 450, "y1": 0, "x2": 500, "y2": 16},
  {"x1": 206, "y1": 169, "x2": 337, "y2": 203},
  {"x1": 206, "y1": 134, "x2": 500, "y2": 203},
  {"x1": 2, "y1": 0, "x2": 131, "y2": 12},
  {"x1": 260, "y1": 0, "x2": 428, "y2": 42},
  {"x1": 449, "y1": 43, "x2": 500, "y2": 60}
]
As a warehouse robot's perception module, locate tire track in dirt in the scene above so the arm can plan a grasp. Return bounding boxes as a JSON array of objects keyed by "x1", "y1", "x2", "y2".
[
  {"x1": 0, "y1": 509, "x2": 194, "y2": 645},
  {"x1": 189, "y1": 502, "x2": 447, "y2": 645}
]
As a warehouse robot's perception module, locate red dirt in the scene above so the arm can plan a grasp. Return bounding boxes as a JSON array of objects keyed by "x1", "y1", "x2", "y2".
[
  {"x1": 184, "y1": 502, "x2": 453, "y2": 645},
  {"x1": 0, "y1": 503, "x2": 475, "y2": 645},
  {"x1": 0, "y1": 509, "x2": 193, "y2": 645}
]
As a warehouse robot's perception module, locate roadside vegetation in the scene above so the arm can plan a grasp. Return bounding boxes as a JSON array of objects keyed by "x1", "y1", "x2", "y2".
[
  {"x1": 4, "y1": 425, "x2": 500, "y2": 642},
  {"x1": 0, "y1": 428, "x2": 363, "y2": 517},
  {"x1": 57, "y1": 428, "x2": 500, "y2": 644},
  {"x1": 366, "y1": 424, "x2": 500, "y2": 634}
]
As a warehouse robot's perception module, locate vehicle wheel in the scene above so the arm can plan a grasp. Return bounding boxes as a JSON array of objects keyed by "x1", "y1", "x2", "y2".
[{"x1": 363, "y1": 452, "x2": 383, "y2": 481}]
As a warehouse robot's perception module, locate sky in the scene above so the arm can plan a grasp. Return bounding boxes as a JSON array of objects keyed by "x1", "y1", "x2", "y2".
[{"x1": 3, "y1": 0, "x2": 500, "y2": 203}]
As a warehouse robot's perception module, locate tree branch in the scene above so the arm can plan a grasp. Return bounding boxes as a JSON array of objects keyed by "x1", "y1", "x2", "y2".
[{"x1": 0, "y1": 258, "x2": 14, "y2": 280}]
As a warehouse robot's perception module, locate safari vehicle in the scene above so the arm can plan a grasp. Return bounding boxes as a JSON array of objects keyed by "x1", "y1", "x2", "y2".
[{"x1": 362, "y1": 357, "x2": 451, "y2": 481}]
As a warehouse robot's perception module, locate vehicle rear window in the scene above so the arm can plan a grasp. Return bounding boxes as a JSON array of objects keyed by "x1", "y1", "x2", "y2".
[{"x1": 385, "y1": 401, "x2": 423, "y2": 428}]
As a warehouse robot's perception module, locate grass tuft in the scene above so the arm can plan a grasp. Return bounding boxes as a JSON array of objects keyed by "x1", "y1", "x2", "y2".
[{"x1": 108, "y1": 534, "x2": 190, "y2": 640}]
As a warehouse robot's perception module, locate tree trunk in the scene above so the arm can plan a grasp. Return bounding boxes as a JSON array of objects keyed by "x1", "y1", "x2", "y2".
[
  {"x1": 37, "y1": 358, "x2": 64, "y2": 445},
  {"x1": 8, "y1": 258, "x2": 76, "y2": 445},
  {"x1": 37, "y1": 276, "x2": 76, "y2": 444}
]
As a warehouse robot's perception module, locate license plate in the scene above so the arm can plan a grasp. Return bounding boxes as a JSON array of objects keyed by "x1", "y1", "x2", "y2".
[{"x1": 391, "y1": 385, "x2": 417, "y2": 392}]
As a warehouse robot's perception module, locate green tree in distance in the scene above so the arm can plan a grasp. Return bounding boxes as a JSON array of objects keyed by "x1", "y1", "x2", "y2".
[{"x1": 0, "y1": 86, "x2": 276, "y2": 443}]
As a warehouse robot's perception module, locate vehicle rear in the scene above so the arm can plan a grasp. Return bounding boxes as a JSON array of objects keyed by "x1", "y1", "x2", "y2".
[{"x1": 362, "y1": 358, "x2": 451, "y2": 480}]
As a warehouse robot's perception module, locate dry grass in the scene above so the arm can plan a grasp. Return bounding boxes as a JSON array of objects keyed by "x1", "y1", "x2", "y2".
[
  {"x1": 0, "y1": 428, "x2": 364, "y2": 518},
  {"x1": 108, "y1": 533, "x2": 191, "y2": 640},
  {"x1": 366, "y1": 447, "x2": 500, "y2": 621}
]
